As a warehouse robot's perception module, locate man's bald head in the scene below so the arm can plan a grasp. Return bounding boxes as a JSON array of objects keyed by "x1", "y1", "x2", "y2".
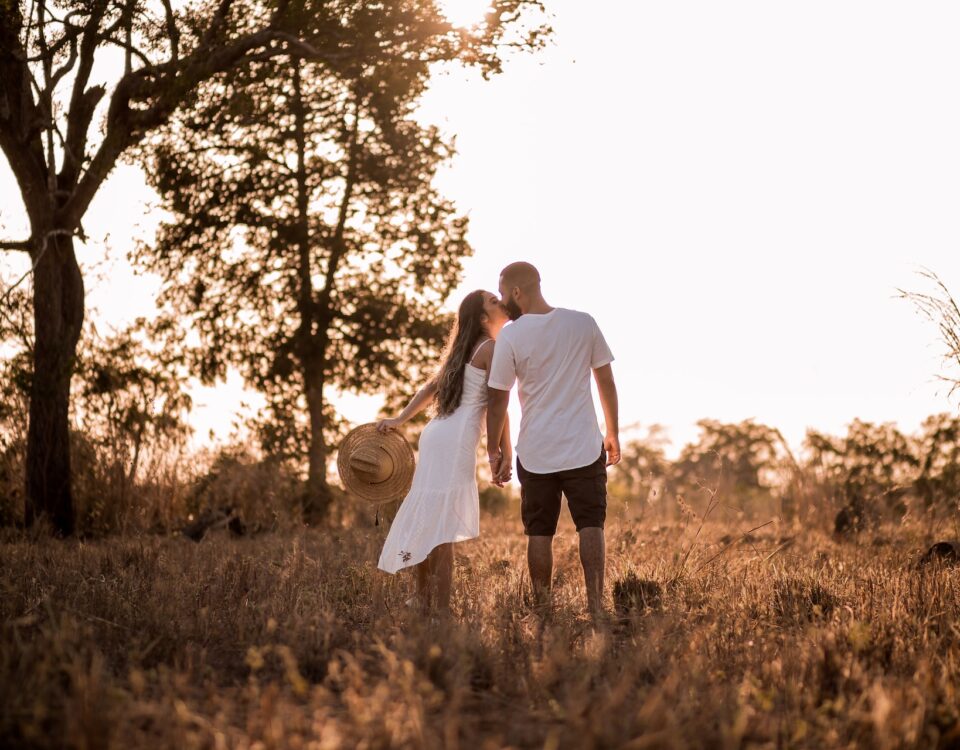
[
  {"x1": 500, "y1": 262, "x2": 541, "y2": 291},
  {"x1": 498, "y1": 262, "x2": 544, "y2": 320}
]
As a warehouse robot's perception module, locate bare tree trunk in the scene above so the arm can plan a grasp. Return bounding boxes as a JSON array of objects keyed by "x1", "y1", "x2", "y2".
[
  {"x1": 291, "y1": 59, "x2": 332, "y2": 523},
  {"x1": 303, "y1": 354, "x2": 332, "y2": 521},
  {"x1": 25, "y1": 230, "x2": 84, "y2": 535}
]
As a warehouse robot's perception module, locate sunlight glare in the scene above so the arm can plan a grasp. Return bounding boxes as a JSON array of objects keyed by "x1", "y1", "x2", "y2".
[{"x1": 438, "y1": 0, "x2": 490, "y2": 28}]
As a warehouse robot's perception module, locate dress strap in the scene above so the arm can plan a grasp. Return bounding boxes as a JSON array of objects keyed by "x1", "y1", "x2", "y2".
[{"x1": 469, "y1": 337, "x2": 493, "y2": 364}]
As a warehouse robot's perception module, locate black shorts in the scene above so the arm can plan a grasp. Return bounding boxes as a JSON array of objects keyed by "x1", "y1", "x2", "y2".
[{"x1": 517, "y1": 449, "x2": 607, "y2": 536}]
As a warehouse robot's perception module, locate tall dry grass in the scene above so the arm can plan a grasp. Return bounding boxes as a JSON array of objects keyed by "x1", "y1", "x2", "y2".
[{"x1": 2, "y1": 512, "x2": 959, "y2": 749}]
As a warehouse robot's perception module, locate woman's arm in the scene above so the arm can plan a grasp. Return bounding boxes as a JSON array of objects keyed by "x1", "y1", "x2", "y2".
[{"x1": 376, "y1": 379, "x2": 438, "y2": 432}]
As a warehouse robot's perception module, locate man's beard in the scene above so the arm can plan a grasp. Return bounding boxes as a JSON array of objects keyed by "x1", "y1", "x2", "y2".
[{"x1": 504, "y1": 298, "x2": 523, "y2": 321}]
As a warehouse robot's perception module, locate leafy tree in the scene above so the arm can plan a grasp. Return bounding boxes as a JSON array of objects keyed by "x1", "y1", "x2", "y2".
[
  {"x1": 671, "y1": 419, "x2": 784, "y2": 514},
  {"x1": 900, "y1": 270, "x2": 960, "y2": 394},
  {"x1": 0, "y1": 0, "x2": 547, "y2": 533},
  {"x1": 0, "y1": 0, "x2": 326, "y2": 534},
  {"x1": 911, "y1": 413, "x2": 960, "y2": 511},
  {"x1": 804, "y1": 419, "x2": 918, "y2": 510},
  {"x1": 1, "y1": 283, "x2": 191, "y2": 530},
  {"x1": 609, "y1": 424, "x2": 671, "y2": 516},
  {"x1": 0, "y1": 286, "x2": 32, "y2": 525},
  {"x1": 135, "y1": 2, "x2": 547, "y2": 520},
  {"x1": 900, "y1": 274, "x2": 960, "y2": 512},
  {"x1": 74, "y1": 318, "x2": 192, "y2": 510}
]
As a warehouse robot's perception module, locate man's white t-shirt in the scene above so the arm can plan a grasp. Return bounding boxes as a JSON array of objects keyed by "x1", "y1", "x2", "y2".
[{"x1": 488, "y1": 307, "x2": 614, "y2": 474}]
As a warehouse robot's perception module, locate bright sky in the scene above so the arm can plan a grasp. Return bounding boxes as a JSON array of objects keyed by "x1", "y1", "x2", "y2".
[{"x1": 3, "y1": 0, "x2": 960, "y2": 459}]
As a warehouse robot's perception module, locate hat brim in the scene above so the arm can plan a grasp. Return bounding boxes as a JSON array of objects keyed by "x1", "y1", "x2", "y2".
[{"x1": 337, "y1": 423, "x2": 416, "y2": 504}]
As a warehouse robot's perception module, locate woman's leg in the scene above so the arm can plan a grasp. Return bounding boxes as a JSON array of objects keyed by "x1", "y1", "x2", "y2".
[
  {"x1": 414, "y1": 560, "x2": 432, "y2": 612},
  {"x1": 413, "y1": 545, "x2": 454, "y2": 615},
  {"x1": 432, "y1": 543, "x2": 454, "y2": 613}
]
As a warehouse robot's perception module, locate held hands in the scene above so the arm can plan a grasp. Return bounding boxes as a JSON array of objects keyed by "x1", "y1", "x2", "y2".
[
  {"x1": 604, "y1": 433, "x2": 621, "y2": 466},
  {"x1": 488, "y1": 449, "x2": 513, "y2": 487},
  {"x1": 376, "y1": 417, "x2": 404, "y2": 433},
  {"x1": 497, "y1": 452, "x2": 513, "y2": 485}
]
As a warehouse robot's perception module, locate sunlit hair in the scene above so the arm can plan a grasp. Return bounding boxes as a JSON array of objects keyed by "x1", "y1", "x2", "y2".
[{"x1": 434, "y1": 290, "x2": 488, "y2": 418}]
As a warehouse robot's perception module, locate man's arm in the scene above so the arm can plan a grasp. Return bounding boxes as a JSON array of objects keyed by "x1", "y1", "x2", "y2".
[
  {"x1": 486, "y1": 386, "x2": 511, "y2": 484},
  {"x1": 593, "y1": 364, "x2": 620, "y2": 466},
  {"x1": 497, "y1": 412, "x2": 512, "y2": 484}
]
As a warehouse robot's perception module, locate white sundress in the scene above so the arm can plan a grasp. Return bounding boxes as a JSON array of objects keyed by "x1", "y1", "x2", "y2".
[{"x1": 378, "y1": 360, "x2": 488, "y2": 574}]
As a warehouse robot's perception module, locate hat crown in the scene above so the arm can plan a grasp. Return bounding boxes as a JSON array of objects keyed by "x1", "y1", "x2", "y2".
[
  {"x1": 349, "y1": 447, "x2": 394, "y2": 484},
  {"x1": 337, "y1": 423, "x2": 414, "y2": 504}
]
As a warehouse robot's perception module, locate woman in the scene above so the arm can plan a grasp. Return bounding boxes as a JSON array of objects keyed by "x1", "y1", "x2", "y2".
[{"x1": 376, "y1": 289, "x2": 511, "y2": 613}]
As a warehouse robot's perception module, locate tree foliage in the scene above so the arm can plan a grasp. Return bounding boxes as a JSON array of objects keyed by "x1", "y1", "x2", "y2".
[
  {"x1": 134, "y1": 1, "x2": 548, "y2": 517},
  {"x1": 612, "y1": 415, "x2": 960, "y2": 524},
  {"x1": 136, "y1": 52, "x2": 464, "y2": 445},
  {"x1": 671, "y1": 419, "x2": 786, "y2": 514},
  {"x1": 913, "y1": 413, "x2": 960, "y2": 511},
  {"x1": 608, "y1": 424, "x2": 670, "y2": 513},
  {"x1": 805, "y1": 420, "x2": 918, "y2": 508},
  {"x1": 0, "y1": 0, "x2": 548, "y2": 532},
  {"x1": 0, "y1": 285, "x2": 191, "y2": 531}
]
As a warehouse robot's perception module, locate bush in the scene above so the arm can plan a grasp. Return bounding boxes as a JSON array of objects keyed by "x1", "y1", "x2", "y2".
[
  {"x1": 479, "y1": 484, "x2": 512, "y2": 516},
  {"x1": 187, "y1": 446, "x2": 304, "y2": 533}
]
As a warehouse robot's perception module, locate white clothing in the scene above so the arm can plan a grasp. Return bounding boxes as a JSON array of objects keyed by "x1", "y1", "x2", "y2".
[
  {"x1": 488, "y1": 308, "x2": 613, "y2": 474},
  {"x1": 378, "y1": 362, "x2": 487, "y2": 574}
]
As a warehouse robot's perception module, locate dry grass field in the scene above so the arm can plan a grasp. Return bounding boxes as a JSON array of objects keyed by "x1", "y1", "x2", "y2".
[{"x1": 2, "y1": 511, "x2": 960, "y2": 749}]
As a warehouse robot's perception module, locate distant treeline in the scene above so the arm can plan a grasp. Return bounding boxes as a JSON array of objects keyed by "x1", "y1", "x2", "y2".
[
  {"x1": 605, "y1": 417, "x2": 959, "y2": 527},
  {"x1": 2, "y1": 320, "x2": 957, "y2": 534}
]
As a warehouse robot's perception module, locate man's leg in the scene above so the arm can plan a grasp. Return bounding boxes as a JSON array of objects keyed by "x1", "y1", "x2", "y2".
[
  {"x1": 527, "y1": 535, "x2": 554, "y2": 607},
  {"x1": 578, "y1": 527, "x2": 605, "y2": 615},
  {"x1": 563, "y1": 449, "x2": 608, "y2": 615},
  {"x1": 517, "y1": 456, "x2": 562, "y2": 610}
]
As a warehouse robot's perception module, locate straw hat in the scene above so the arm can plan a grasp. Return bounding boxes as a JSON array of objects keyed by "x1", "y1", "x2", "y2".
[{"x1": 337, "y1": 423, "x2": 416, "y2": 504}]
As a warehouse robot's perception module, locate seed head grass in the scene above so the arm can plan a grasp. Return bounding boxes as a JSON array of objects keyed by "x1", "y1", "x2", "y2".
[{"x1": 2, "y1": 513, "x2": 959, "y2": 748}]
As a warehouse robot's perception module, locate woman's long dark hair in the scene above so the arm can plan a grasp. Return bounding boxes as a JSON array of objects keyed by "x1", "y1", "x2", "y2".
[{"x1": 435, "y1": 290, "x2": 487, "y2": 417}]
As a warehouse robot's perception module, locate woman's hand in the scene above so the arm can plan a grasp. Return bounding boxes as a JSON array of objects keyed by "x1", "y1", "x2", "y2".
[{"x1": 376, "y1": 417, "x2": 404, "y2": 433}]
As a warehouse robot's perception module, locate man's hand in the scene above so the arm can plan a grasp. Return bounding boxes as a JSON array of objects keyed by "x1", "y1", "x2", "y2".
[
  {"x1": 488, "y1": 451, "x2": 513, "y2": 487},
  {"x1": 488, "y1": 451, "x2": 503, "y2": 486},
  {"x1": 495, "y1": 452, "x2": 513, "y2": 485},
  {"x1": 603, "y1": 433, "x2": 621, "y2": 466}
]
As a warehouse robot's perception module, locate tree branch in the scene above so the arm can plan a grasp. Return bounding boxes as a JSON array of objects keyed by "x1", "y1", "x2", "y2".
[
  {"x1": 47, "y1": 25, "x2": 80, "y2": 90},
  {"x1": 61, "y1": 0, "x2": 109, "y2": 186},
  {"x1": 0, "y1": 228, "x2": 72, "y2": 309},
  {"x1": 62, "y1": 23, "x2": 340, "y2": 230},
  {"x1": 159, "y1": 0, "x2": 179, "y2": 64},
  {"x1": 0, "y1": 240, "x2": 32, "y2": 251},
  {"x1": 0, "y1": 0, "x2": 49, "y2": 218},
  {"x1": 199, "y1": 0, "x2": 236, "y2": 49},
  {"x1": 37, "y1": 0, "x2": 59, "y2": 189},
  {"x1": 22, "y1": 9, "x2": 84, "y2": 62},
  {"x1": 107, "y1": 34, "x2": 153, "y2": 71},
  {"x1": 317, "y1": 97, "x2": 361, "y2": 314}
]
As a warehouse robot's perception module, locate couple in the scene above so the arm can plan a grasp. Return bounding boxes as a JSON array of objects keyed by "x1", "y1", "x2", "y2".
[{"x1": 376, "y1": 262, "x2": 620, "y2": 615}]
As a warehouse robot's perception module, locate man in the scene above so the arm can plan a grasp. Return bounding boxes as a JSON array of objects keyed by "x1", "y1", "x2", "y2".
[{"x1": 486, "y1": 262, "x2": 620, "y2": 615}]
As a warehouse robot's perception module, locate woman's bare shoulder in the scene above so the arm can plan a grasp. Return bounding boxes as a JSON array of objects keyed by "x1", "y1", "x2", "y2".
[{"x1": 470, "y1": 338, "x2": 496, "y2": 370}]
